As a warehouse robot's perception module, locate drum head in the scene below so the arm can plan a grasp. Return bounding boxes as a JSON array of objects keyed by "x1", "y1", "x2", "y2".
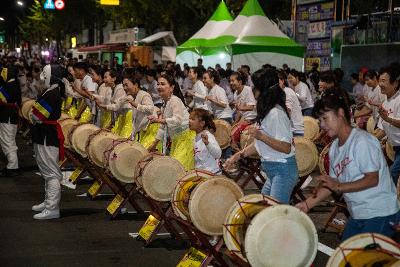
[
  {"x1": 141, "y1": 156, "x2": 186, "y2": 201},
  {"x1": 223, "y1": 194, "x2": 279, "y2": 261},
  {"x1": 214, "y1": 119, "x2": 231, "y2": 149},
  {"x1": 189, "y1": 177, "x2": 244, "y2": 236},
  {"x1": 244, "y1": 205, "x2": 318, "y2": 267},
  {"x1": 87, "y1": 131, "x2": 119, "y2": 167},
  {"x1": 304, "y1": 116, "x2": 320, "y2": 141},
  {"x1": 21, "y1": 99, "x2": 35, "y2": 122},
  {"x1": 108, "y1": 141, "x2": 148, "y2": 183},
  {"x1": 71, "y1": 124, "x2": 100, "y2": 157},
  {"x1": 326, "y1": 233, "x2": 400, "y2": 267},
  {"x1": 59, "y1": 113, "x2": 70, "y2": 121},
  {"x1": 240, "y1": 125, "x2": 260, "y2": 159},
  {"x1": 318, "y1": 142, "x2": 331, "y2": 175},
  {"x1": 386, "y1": 142, "x2": 395, "y2": 162},
  {"x1": 171, "y1": 170, "x2": 215, "y2": 220},
  {"x1": 294, "y1": 137, "x2": 318, "y2": 177},
  {"x1": 59, "y1": 119, "x2": 79, "y2": 148}
]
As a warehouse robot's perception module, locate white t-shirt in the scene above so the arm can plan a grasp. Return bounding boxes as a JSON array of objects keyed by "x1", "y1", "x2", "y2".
[
  {"x1": 207, "y1": 85, "x2": 233, "y2": 120},
  {"x1": 284, "y1": 87, "x2": 304, "y2": 134},
  {"x1": 194, "y1": 130, "x2": 221, "y2": 174},
  {"x1": 233, "y1": 86, "x2": 257, "y2": 121},
  {"x1": 329, "y1": 128, "x2": 399, "y2": 219},
  {"x1": 81, "y1": 74, "x2": 97, "y2": 92},
  {"x1": 366, "y1": 85, "x2": 386, "y2": 122},
  {"x1": 295, "y1": 81, "x2": 314, "y2": 110},
  {"x1": 378, "y1": 90, "x2": 400, "y2": 146},
  {"x1": 254, "y1": 106, "x2": 295, "y2": 162},
  {"x1": 192, "y1": 80, "x2": 209, "y2": 110}
]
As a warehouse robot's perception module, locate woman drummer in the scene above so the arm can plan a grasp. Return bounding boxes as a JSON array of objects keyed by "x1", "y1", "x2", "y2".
[
  {"x1": 375, "y1": 63, "x2": 400, "y2": 185},
  {"x1": 122, "y1": 76, "x2": 158, "y2": 147},
  {"x1": 225, "y1": 69, "x2": 299, "y2": 204},
  {"x1": 147, "y1": 74, "x2": 195, "y2": 171},
  {"x1": 296, "y1": 88, "x2": 399, "y2": 240}
]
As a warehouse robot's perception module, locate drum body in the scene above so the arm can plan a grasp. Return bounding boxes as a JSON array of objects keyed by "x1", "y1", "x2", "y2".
[
  {"x1": 86, "y1": 130, "x2": 120, "y2": 167},
  {"x1": 70, "y1": 124, "x2": 100, "y2": 157},
  {"x1": 326, "y1": 233, "x2": 400, "y2": 267},
  {"x1": 244, "y1": 205, "x2": 318, "y2": 267},
  {"x1": 107, "y1": 141, "x2": 148, "y2": 183},
  {"x1": 21, "y1": 99, "x2": 35, "y2": 123},
  {"x1": 318, "y1": 142, "x2": 332, "y2": 175},
  {"x1": 59, "y1": 118, "x2": 79, "y2": 148},
  {"x1": 171, "y1": 170, "x2": 215, "y2": 220},
  {"x1": 214, "y1": 119, "x2": 231, "y2": 149},
  {"x1": 294, "y1": 137, "x2": 319, "y2": 177},
  {"x1": 223, "y1": 194, "x2": 279, "y2": 261},
  {"x1": 189, "y1": 177, "x2": 244, "y2": 236},
  {"x1": 239, "y1": 124, "x2": 260, "y2": 159},
  {"x1": 136, "y1": 154, "x2": 186, "y2": 202},
  {"x1": 303, "y1": 116, "x2": 320, "y2": 141}
]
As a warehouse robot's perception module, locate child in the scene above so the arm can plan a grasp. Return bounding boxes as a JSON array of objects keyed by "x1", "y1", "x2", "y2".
[{"x1": 189, "y1": 108, "x2": 222, "y2": 174}]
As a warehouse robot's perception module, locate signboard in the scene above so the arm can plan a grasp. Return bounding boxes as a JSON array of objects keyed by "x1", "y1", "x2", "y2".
[
  {"x1": 44, "y1": 0, "x2": 55, "y2": 9},
  {"x1": 305, "y1": 57, "x2": 320, "y2": 71},
  {"x1": 108, "y1": 28, "x2": 137, "y2": 44},
  {"x1": 308, "y1": 2, "x2": 334, "y2": 21},
  {"x1": 297, "y1": 0, "x2": 323, "y2": 5},
  {"x1": 54, "y1": 0, "x2": 65, "y2": 10},
  {"x1": 100, "y1": 0, "x2": 120, "y2": 5},
  {"x1": 308, "y1": 20, "x2": 332, "y2": 39},
  {"x1": 307, "y1": 39, "x2": 331, "y2": 57}
]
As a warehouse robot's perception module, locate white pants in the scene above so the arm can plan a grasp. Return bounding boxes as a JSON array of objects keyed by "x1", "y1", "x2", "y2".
[
  {"x1": 0, "y1": 122, "x2": 18, "y2": 169},
  {"x1": 34, "y1": 143, "x2": 62, "y2": 211}
]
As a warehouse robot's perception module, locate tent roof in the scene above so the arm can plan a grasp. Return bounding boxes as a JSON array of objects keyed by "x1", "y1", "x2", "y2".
[
  {"x1": 140, "y1": 31, "x2": 177, "y2": 46},
  {"x1": 177, "y1": 1, "x2": 233, "y2": 53}
]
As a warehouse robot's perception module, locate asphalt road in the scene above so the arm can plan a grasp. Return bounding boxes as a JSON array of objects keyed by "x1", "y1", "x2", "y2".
[{"x1": 0, "y1": 135, "x2": 342, "y2": 267}]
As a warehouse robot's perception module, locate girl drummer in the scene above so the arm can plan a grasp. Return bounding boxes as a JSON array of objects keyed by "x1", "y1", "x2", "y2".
[
  {"x1": 148, "y1": 74, "x2": 195, "y2": 171},
  {"x1": 376, "y1": 63, "x2": 400, "y2": 185},
  {"x1": 189, "y1": 108, "x2": 222, "y2": 174},
  {"x1": 225, "y1": 69, "x2": 299, "y2": 204},
  {"x1": 296, "y1": 88, "x2": 400, "y2": 240}
]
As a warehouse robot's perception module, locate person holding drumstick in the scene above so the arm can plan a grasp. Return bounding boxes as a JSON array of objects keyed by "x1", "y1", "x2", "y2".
[
  {"x1": 296, "y1": 88, "x2": 399, "y2": 240},
  {"x1": 375, "y1": 63, "x2": 400, "y2": 185},
  {"x1": 224, "y1": 69, "x2": 299, "y2": 204},
  {"x1": 189, "y1": 108, "x2": 222, "y2": 174},
  {"x1": 147, "y1": 74, "x2": 195, "y2": 171}
]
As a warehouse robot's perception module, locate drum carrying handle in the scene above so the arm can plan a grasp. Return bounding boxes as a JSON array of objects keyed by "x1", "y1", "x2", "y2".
[{"x1": 338, "y1": 233, "x2": 400, "y2": 263}]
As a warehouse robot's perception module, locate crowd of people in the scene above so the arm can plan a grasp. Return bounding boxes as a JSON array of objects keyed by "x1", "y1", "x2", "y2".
[{"x1": 0, "y1": 54, "x2": 400, "y2": 241}]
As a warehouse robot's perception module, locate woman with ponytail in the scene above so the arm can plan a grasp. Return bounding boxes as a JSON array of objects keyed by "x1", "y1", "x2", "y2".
[{"x1": 189, "y1": 108, "x2": 222, "y2": 174}]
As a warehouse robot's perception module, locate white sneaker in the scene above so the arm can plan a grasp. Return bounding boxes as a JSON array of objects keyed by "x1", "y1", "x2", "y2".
[
  {"x1": 33, "y1": 209, "x2": 60, "y2": 220},
  {"x1": 61, "y1": 178, "x2": 76, "y2": 189},
  {"x1": 32, "y1": 202, "x2": 46, "y2": 212}
]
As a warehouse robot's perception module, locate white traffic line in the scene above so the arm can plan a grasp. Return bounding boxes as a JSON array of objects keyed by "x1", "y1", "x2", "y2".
[
  {"x1": 75, "y1": 193, "x2": 115, "y2": 197},
  {"x1": 318, "y1": 242, "x2": 335, "y2": 256},
  {"x1": 128, "y1": 232, "x2": 177, "y2": 238}
]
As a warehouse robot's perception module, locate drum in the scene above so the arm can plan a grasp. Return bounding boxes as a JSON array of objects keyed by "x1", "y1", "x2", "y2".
[
  {"x1": 214, "y1": 119, "x2": 231, "y2": 149},
  {"x1": 59, "y1": 118, "x2": 79, "y2": 148},
  {"x1": 244, "y1": 205, "x2": 318, "y2": 267},
  {"x1": 294, "y1": 137, "x2": 319, "y2": 177},
  {"x1": 136, "y1": 154, "x2": 186, "y2": 202},
  {"x1": 223, "y1": 194, "x2": 279, "y2": 261},
  {"x1": 69, "y1": 123, "x2": 100, "y2": 157},
  {"x1": 239, "y1": 124, "x2": 260, "y2": 159},
  {"x1": 318, "y1": 142, "x2": 332, "y2": 175},
  {"x1": 171, "y1": 170, "x2": 216, "y2": 220},
  {"x1": 386, "y1": 141, "x2": 395, "y2": 162},
  {"x1": 303, "y1": 116, "x2": 320, "y2": 141},
  {"x1": 86, "y1": 130, "x2": 120, "y2": 168},
  {"x1": 59, "y1": 113, "x2": 70, "y2": 121},
  {"x1": 366, "y1": 116, "x2": 376, "y2": 134},
  {"x1": 326, "y1": 233, "x2": 400, "y2": 267},
  {"x1": 107, "y1": 140, "x2": 148, "y2": 183},
  {"x1": 189, "y1": 177, "x2": 244, "y2": 236},
  {"x1": 21, "y1": 99, "x2": 35, "y2": 123}
]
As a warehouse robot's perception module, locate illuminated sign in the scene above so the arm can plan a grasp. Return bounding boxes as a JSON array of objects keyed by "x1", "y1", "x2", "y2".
[
  {"x1": 71, "y1": 36, "x2": 76, "y2": 48},
  {"x1": 54, "y1": 0, "x2": 65, "y2": 10},
  {"x1": 100, "y1": 0, "x2": 120, "y2": 5},
  {"x1": 44, "y1": 0, "x2": 55, "y2": 9}
]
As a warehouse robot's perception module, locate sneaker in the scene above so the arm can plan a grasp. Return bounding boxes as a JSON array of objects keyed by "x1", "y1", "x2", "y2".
[
  {"x1": 61, "y1": 178, "x2": 76, "y2": 190},
  {"x1": 33, "y1": 209, "x2": 60, "y2": 220},
  {"x1": 32, "y1": 202, "x2": 46, "y2": 212}
]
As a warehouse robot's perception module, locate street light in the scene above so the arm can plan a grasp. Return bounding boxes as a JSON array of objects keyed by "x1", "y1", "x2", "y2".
[
  {"x1": 0, "y1": 17, "x2": 4, "y2": 21},
  {"x1": 17, "y1": 1, "x2": 24, "y2": 6}
]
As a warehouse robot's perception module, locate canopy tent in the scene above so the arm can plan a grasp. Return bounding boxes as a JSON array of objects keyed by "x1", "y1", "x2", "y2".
[
  {"x1": 176, "y1": 0, "x2": 304, "y2": 71},
  {"x1": 176, "y1": 0, "x2": 233, "y2": 68}
]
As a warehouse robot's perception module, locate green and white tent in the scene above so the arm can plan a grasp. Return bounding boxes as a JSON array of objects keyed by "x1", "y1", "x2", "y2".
[
  {"x1": 176, "y1": 0, "x2": 233, "y2": 68},
  {"x1": 221, "y1": 0, "x2": 304, "y2": 71},
  {"x1": 176, "y1": 0, "x2": 305, "y2": 71}
]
